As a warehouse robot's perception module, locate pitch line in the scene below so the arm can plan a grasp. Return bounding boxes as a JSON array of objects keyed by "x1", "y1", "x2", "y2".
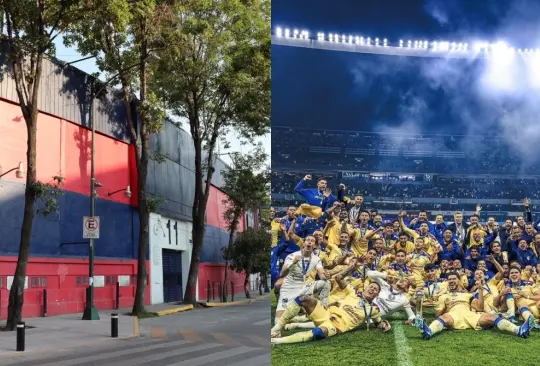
[{"x1": 393, "y1": 322, "x2": 414, "y2": 366}]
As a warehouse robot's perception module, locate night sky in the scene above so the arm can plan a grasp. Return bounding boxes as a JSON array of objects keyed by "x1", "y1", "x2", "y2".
[{"x1": 272, "y1": 0, "x2": 540, "y2": 133}]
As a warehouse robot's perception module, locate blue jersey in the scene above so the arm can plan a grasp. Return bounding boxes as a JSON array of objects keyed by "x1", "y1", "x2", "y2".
[
  {"x1": 294, "y1": 214, "x2": 328, "y2": 238},
  {"x1": 439, "y1": 240, "x2": 463, "y2": 262},
  {"x1": 270, "y1": 239, "x2": 300, "y2": 287},
  {"x1": 513, "y1": 248, "x2": 538, "y2": 267},
  {"x1": 467, "y1": 271, "x2": 494, "y2": 290},
  {"x1": 294, "y1": 179, "x2": 336, "y2": 207},
  {"x1": 504, "y1": 279, "x2": 530, "y2": 293},
  {"x1": 463, "y1": 257, "x2": 482, "y2": 272},
  {"x1": 389, "y1": 263, "x2": 409, "y2": 275}
]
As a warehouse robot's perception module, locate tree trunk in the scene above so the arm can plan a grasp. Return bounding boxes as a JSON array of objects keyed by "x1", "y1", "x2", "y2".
[
  {"x1": 222, "y1": 211, "x2": 240, "y2": 302},
  {"x1": 184, "y1": 199, "x2": 206, "y2": 304},
  {"x1": 184, "y1": 139, "x2": 209, "y2": 304},
  {"x1": 244, "y1": 272, "x2": 250, "y2": 299},
  {"x1": 131, "y1": 53, "x2": 150, "y2": 316},
  {"x1": 4, "y1": 122, "x2": 37, "y2": 330},
  {"x1": 132, "y1": 163, "x2": 149, "y2": 315},
  {"x1": 4, "y1": 47, "x2": 43, "y2": 330}
]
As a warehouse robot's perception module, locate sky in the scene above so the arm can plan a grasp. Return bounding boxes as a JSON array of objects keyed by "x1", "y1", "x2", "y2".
[
  {"x1": 272, "y1": 0, "x2": 540, "y2": 168},
  {"x1": 53, "y1": 37, "x2": 270, "y2": 167}
]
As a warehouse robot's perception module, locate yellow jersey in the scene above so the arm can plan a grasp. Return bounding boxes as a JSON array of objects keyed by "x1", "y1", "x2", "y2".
[
  {"x1": 504, "y1": 280, "x2": 532, "y2": 295},
  {"x1": 408, "y1": 251, "x2": 431, "y2": 278},
  {"x1": 467, "y1": 228, "x2": 487, "y2": 246},
  {"x1": 329, "y1": 287, "x2": 382, "y2": 333},
  {"x1": 423, "y1": 279, "x2": 448, "y2": 302},
  {"x1": 324, "y1": 243, "x2": 342, "y2": 263},
  {"x1": 471, "y1": 277, "x2": 501, "y2": 312},
  {"x1": 324, "y1": 219, "x2": 354, "y2": 246},
  {"x1": 436, "y1": 291, "x2": 474, "y2": 314},
  {"x1": 349, "y1": 226, "x2": 375, "y2": 256},
  {"x1": 378, "y1": 235, "x2": 397, "y2": 251},
  {"x1": 374, "y1": 252, "x2": 394, "y2": 271},
  {"x1": 270, "y1": 219, "x2": 281, "y2": 248},
  {"x1": 393, "y1": 241, "x2": 415, "y2": 254},
  {"x1": 402, "y1": 227, "x2": 441, "y2": 255}
]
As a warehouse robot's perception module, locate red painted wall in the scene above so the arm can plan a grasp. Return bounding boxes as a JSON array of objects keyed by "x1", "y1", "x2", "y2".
[
  {"x1": 0, "y1": 257, "x2": 150, "y2": 319},
  {"x1": 0, "y1": 99, "x2": 131, "y2": 205},
  {"x1": 197, "y1": 263, "x2": 249, "y2": 301},
  {"x1": 206, "y1": 185, "x2": 247, "y2": 231},
  {"x1": 128, "y1": 144, "x2": 138, "y2": 207}
]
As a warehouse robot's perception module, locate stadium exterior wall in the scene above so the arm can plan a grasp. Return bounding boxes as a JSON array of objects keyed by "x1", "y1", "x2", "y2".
[
  {"x1": 0, "y1": 42, "x2": 131, "y2": 143},
  {"x1": 0, "y1": 96, "x2": 149, "y2": 318},
  {"x1": 0, "y1": 257, "x2": 149, "y2": 319},
  {"x1": 0, "y1": 49, "x2": 242, "y2": 314},
  {"x1": 148, "y1": 185, "x2": 249, "y2": 304},
  {"x1": 147, "y1": 120, "x2": 230, "y2": 222},
  {"x1": 149, "y1": 212, "x2": 193, "y2": 304}
]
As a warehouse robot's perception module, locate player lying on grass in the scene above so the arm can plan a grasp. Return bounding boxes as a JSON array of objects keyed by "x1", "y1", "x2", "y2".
[
  {"x1": 271, "y1": 258, "x2": 391, "y2": 344},
  {"x1": 416, "y1": 272, "x2": 534, "y2": 340},
  {"x1": 283, "y1": 269, "x2": 415, "y2": 331}
]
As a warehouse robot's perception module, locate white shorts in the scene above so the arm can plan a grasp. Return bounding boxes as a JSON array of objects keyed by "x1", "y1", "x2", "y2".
[{"x1": 276, "y1": 282, "x2": 316, "y2": 312}]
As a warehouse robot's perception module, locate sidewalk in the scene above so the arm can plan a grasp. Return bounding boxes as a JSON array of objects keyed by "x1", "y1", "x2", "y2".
[
  {"x1": 0, "y1": 291, "x2": 270, "y2": 357},
  {"x1": 0, "y1": 311, "x2": 136, "y2": 358},
  {"x1": 203, "y1": 290, "x2": 270, "y2": 307},
  {"x1": 138, "y1": 290, "x2": 271, "y2": 315}
]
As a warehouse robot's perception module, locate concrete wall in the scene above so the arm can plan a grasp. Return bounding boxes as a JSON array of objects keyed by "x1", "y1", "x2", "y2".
[{"x1": 148, "y1": 212, "x2": 193, "y2": 304}]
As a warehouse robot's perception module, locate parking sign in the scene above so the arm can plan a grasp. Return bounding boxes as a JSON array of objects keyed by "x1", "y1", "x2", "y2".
[{"x1": 83, "y1": 216, "x2": 100, "y2": 239}]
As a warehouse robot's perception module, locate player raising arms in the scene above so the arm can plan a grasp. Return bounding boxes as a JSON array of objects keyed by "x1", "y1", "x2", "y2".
[
  {"x1": 469, "y1": 255, "x2": 506, "y2": 314},
  {"x1": 416, "y1": 272, "x2": 533, "y2": 340},
  {"x1": 271, "y1": 258, "x2": 391, "y2": 344}
]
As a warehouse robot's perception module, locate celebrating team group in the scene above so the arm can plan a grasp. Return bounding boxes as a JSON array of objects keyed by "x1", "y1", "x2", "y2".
[{"x1": 270, "y1": 175, "x2": 540, "y2": 345}]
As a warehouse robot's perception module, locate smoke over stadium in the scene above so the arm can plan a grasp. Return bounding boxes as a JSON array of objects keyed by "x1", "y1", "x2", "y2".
[
  {"x1": 271, "y1": 0, "x2": 540, "y2": 219},
  {"x1": 364, "y1": 52, "x2": 540, "y2": 172}
]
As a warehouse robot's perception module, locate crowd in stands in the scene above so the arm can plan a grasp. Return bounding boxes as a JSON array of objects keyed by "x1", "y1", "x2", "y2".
[
  {"x1": 272, "y1": 127, "x2": 540, "y2": 174},
  {"x1": 270, "y1": 173, "x2": 540, "y2": 345},
  {"x1": 272, "y1": 171, "x2": 540, "y2": 202}
]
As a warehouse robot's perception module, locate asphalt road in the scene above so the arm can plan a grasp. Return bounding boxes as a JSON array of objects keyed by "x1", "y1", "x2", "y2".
[{"x1": 2, "y1": 298, "x2": 270, "y2": 366}]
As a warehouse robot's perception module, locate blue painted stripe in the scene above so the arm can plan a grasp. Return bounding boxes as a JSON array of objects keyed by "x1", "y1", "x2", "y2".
[{"x1": 0, "y1": 183, "x2": 140, "y2": 259}]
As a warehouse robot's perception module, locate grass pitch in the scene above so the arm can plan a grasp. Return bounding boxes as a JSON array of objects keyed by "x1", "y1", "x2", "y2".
[{"x1": 270, "y1": 292, "x2": 540, "y2": 366}]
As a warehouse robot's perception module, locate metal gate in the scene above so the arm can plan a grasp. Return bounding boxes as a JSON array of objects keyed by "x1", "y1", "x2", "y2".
[{"x1": 162, "y1": 249, "x2": 183, "y2": 303}]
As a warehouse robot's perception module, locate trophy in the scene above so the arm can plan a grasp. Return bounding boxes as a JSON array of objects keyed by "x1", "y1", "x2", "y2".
[{"x1": 414, "y1": 289, "x2": 425, "y2": 328}]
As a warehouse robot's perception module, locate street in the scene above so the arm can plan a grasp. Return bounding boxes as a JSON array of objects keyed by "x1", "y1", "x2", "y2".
[{"x1": 1, "y1": 297, "x2": 270, "y2": 366}]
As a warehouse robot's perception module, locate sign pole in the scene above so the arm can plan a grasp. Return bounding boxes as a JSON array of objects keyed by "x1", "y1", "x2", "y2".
[{"x1": 82, "y1": 86, "x2": 100, "y2": 321}]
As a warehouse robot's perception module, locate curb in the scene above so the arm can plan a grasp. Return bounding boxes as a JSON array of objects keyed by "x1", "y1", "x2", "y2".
[
  {"x1": 204, "y1": 294, "x2": 270, "y2": 307},
  {"x1": 155, "y1": 304, "x2": 194, "y2": 316},
  {"x1": 0, "y1": 335, "x2": 138, "y2": 359}
]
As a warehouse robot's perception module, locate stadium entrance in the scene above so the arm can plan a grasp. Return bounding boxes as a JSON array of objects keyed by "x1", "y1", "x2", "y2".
[{"x1": 162, "y1": 249, "x2": 183, "y2": 303}]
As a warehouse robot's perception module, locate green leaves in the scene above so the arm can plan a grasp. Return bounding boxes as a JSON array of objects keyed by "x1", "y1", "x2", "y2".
[
  {"x1": 223, "y1": 228, "x2": 271, "y2": 274},
  {"x1": 147, "y1": 195, "x2": 165, "y2": 213},
  {"x1": 150, "y1": 151, "x2": 168, "y2": 164},
  {"x1": 140, "y1": 91, "x2": 166, "y2": 135},
  {"x1": 152, "y1": 0, "x2": 270, "y2": 146},
  {"x1": 220, "y1": 145, "x2": 269, "y2": 232},
  {"x1": 2, "y1": 0, "x2": 90, "y2": 55},
  {"x1": 33, "y1": 175, "x2": 65, "y2": 218}
]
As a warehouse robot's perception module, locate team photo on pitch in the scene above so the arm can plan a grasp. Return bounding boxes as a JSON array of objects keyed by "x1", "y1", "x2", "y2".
[{"x1": 270, "y1": 0, "x2": 540, "y2": 364}]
